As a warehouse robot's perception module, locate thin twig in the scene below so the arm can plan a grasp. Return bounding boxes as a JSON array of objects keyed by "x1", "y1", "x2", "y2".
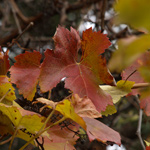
[
  {"x1": 135, "y1": 96, "x2": 145, "y2": 150},
  {"x1": 9, "y1": 0, "x2": 22, "y2": 34},
  {"x1": 0, "y1": 88, "x2": 11, "y2": 103},
  {"x1": 0, "y1": 136, "x2": 12, "y2": 145},
  {"x1": 8, "y1": 22, "x2": 34, "y2": 48},
  {"x1": 19, "y1": 116, "x2": 66, "y2": 150},
  {"x1": 100, "y1": 0, "x2": 107, "y2": 32}
]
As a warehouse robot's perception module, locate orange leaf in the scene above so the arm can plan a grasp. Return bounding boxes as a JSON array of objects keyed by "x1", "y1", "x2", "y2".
[
  {"x1": 71, "y1": 94, "x2": 101, "y2": 118},
  {"x1": 10, "y1": 50, "x2": 42, "y2": 100}
]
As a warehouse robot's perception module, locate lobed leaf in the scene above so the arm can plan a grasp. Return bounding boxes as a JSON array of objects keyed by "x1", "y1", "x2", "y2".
[
  {"x1": 10, "y1": 51, "x2": 42, "y2": 100},
  {"x1": 39, "y1": 26, "x2": 114, "y2": 112}
]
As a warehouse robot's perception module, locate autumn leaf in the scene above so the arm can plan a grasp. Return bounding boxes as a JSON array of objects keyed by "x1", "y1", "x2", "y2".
[
  {"x1": 39, "y1": 26, "x2": 114, "y2": 112},
  {"x1": 0, "y1": 75, "x2": 16, "y2": 104},
  {"x1": 0, "y1": 111, "x2": 14, "y2": 135},
  {"x1": 0, "y1": 103, "x2": 45, "y2": 134},
  {"x1": 0, "y1": 47, "x2": 10, "y2": 75},
  {"x1": 100, "y1": 80, "x2": 135, "y2": 104},
  {"x1": 55, "y1": 99, "x2": 86, "y2": 130},
  {"x1": 121, "y1": 51, "x2": 150, "y2": 116},
  {"x1": 114, "y1": 0, "x2": 150, "y2": 32},
  {"x1": 83, "y1": 117, "x2": 121, "y2": 145},
  {"x1": 71, "y1": 94, "x2": 101, "y2": 118},
  {"x1": 43, "y1": 135, "x2": 76, "y2": 150},
  {"x1": 10, "y1": 50, "x2": 42, "y2": 100}
]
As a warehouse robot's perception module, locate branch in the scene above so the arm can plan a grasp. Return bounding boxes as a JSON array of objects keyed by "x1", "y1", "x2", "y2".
[
  {"x1": 135, "y1": 96, "x2": 145, "y2": 150},
  {"x1": 132, "y1": 83, "x2": 150, "y2": 89},
  {"x1": 100, "y1": 0, "x2": 107, "y2": 32}
]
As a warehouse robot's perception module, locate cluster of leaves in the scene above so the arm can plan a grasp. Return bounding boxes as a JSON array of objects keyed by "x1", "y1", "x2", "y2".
[{"x1": 1, "y1": 0, "x2": 150, "y2": 149}]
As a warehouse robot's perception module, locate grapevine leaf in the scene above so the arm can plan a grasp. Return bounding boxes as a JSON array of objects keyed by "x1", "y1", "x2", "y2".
[
  {"x1": 43, "y1": 136, "x2": 76, "y2": 150},
  {"x1": 0, "y1": 75, "x2": 16, "y2": 104},
  {"x1": 114, "y1": 0, "x2": 150, "y2": 32},
  {"x1": 39, "y1": 26, "x2": 114, "y2": 112},
  {"x1": 108, "y1": 35, "x2": 150, "y2": 72},
  {"x1": 55, "y1": 99, "x2": 86, "y2": 130},
  {"x1": 0, "y1": 111, "x2": 14, "y2": 135},
  {"x1": 47, "y1": 124, "x2": 79, "y2": 144},
  {"x1": 140, "y1": 95, "x2": 150, "y2": 116},
  {"x1": 122, "y1": 51, "x2": 150, "y2": 116},
  {"x1": 100, "y1": 80, "x2": 134, "y2": 104},
  {"x1": 83, "y1": 117, "x2": 121, "y2": 145},
  {"x1": 0, "y1": 47, "x2": 10, "y2": 75},
  {"x1": 0, "y1": 103, "x2": 45, "y2": 134},
  {"x1": 101, "y1": 105, "x2": 117, "y2": 116},
  {"x1": 9, "y1": 50, "x2": 42, "y2": 100},
  {"x1": 71, "y1": 94, "x2": 101, "y2": 118}
]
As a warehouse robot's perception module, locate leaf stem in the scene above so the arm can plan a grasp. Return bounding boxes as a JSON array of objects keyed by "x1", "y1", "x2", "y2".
[
  {"x1": 19, "y1": 116, "x2": 66, "y2": 150},
  {"x1": 0, "y1": 136, "x2": 12, "y2": 145}
]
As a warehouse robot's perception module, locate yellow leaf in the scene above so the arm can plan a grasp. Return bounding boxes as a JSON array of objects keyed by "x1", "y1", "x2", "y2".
[
  {"x1": 56, "y1": 100, "x2": 86, "y2": 130},
  {"x1": 100, "y1": 80, "x2": 134, "y2": 104},
  {"x1": 0, "y1": 76, "x2": 16, "y2": 104},
  {"x1": 108, "y1": 35, "x2": 150, "y2": 72},
  {"x1": 145, "y1": 140, "x2": 150, "y2": 146},
  {"x1": 101, "y1": 105, "x2": 117, "y2": 116},
  {"x1": 114, "y1": 0, "x2": 150, "y2": 32}
]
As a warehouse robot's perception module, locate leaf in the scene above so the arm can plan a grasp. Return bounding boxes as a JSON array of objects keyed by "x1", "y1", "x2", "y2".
[
  {"x1": 140, "y1": 93, "x2": 150, "y2": 116},
  {"x1": 46, "y1": 124, "x2": 79, "y2": 145},
  {"x1": 43, "y1": 135, "x2": 76, "y2": 150},
  {"x1": 0, "y1": 75, "x2": 16, "y2": 104},
  {"x1": 101, "y1": 105, "x2": 117, "y2": 116},
  {"x1": 55, "y1": 99, "x2": 86, "y2": 130},
  {"x1": 108, "y1": 35, "x2": 150, "y2": 72},
  {"x1": 0, "y1": 47, "x2": 10, "y2": 75},
  {"x1": 10, "y1": 50, "x2": 42, "y2": 100},
  {"x1": 114, "y1": 0, "x2": 150, "y2": 32},
  {"x1": 0, "y1": 111, "x2": 14, "y2": 135},
  {"x1": 138, "y1": 51, "x2": 150, "y2": 82},
  {"x1": 83, "y1": 117, "x2": 121, "y2": 145},
  {"x1": 39, "y1": 26, "x2": 114, "y2": 112},
  {"x1": 71, "y1": 94, "x2": 101, "y2": 118},
  {"x1": 100, "y1": 80, "x2": 134, "y2": 104},
  {"x1": 0, "y1": 103, "x2": 45, "y2": 134},
  {"x1": 121, "y1": 51, "x2": 150, "y2": 116}
]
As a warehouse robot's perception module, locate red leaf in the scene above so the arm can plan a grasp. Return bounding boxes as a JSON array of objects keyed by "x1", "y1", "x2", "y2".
[
  {"x1": 122, "y1": 51, "x2": 150, "y2": 116},
  {"x1": 83, "y1": 117, "x2": 121, "y2": 145},
  {"x1": 140, "y1": 96, "x2": 150, "y2": 116},
  {"x1": 39, "y1": 26, "x2": 114, "y2": 112},
  {"x1": 10, "y1": 51, "x2": 42, "y2": 100}
]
